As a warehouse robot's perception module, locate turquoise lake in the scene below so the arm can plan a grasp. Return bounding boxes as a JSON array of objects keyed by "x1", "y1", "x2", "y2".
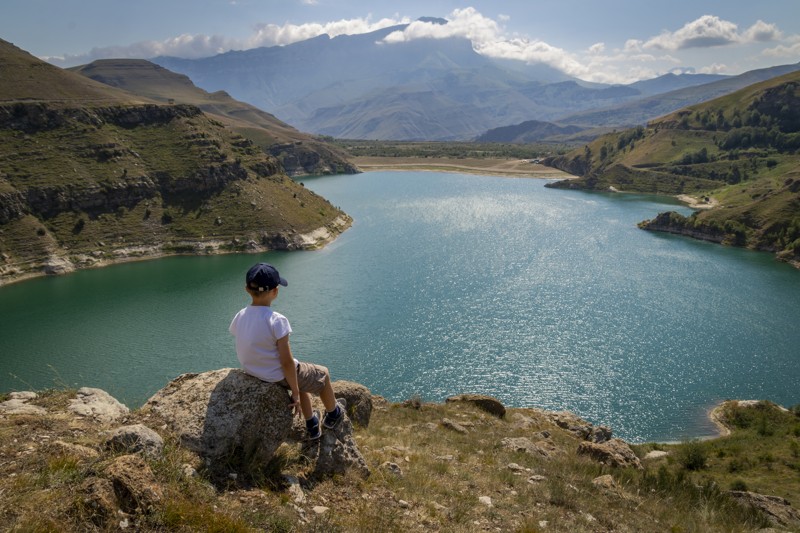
[{"x1": 1, "y1": 171, "x2": 799, "y2": 443}]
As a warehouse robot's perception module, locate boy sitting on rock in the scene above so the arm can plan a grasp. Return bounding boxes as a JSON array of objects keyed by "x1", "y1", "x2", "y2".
[{"x1": 229, "y1": 262, "x2": 342, "y2": 439}]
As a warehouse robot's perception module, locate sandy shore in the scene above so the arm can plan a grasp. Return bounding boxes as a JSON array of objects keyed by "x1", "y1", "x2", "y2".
[
  {"x1": 352, "y1": 156, "x2": 573, "y2": 179},
  {"x1": 707, "y1": 403, "x2": 733, "y2": 437}
]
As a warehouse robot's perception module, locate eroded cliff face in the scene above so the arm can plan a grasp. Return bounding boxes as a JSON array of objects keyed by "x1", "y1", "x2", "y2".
[{"x1": 0, "y1": 102, "x2": 349, "y2": 285}]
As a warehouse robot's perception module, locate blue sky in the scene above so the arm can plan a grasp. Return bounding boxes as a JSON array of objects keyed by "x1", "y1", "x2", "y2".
[{"x1": 2, "y1": 0, "x2": 799, "y2": 83}]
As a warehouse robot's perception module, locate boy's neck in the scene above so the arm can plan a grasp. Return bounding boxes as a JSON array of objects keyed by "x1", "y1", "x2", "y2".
[{"x1": 249, "y1": 288, "x2": 277, "y2": 307}]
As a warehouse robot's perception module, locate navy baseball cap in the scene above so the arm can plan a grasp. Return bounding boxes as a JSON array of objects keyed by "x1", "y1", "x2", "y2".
[{"x1": 246, "y1": 263, "x2": 288, "y2": 292}]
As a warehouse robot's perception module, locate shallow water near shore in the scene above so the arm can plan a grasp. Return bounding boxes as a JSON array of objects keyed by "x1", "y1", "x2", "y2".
[{"x1": 1, "y1": 171, "x2": 799, "y2": 443}]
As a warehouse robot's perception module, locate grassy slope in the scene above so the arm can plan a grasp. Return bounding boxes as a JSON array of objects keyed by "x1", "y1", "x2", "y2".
[
  {"x1": 0, "y1": 41, "x2": 348, "y2": 284},
  {"x1": 69, "y1": 59, "x2": 357, "y2": 175},
  {"x1": 545, "y1": 71, "x2": 800, "y2": 265},
  {"x1": 1, "y1": 391, "x2": 797, "y2": 532}
]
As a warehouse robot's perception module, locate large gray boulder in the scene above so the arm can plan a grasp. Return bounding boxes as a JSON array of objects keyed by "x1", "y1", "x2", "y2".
[{"x1": 142, "y1": 368, "x2": 292, "y2": 475}]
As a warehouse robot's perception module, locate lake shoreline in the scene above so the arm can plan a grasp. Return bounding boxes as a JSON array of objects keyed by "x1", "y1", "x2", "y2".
[{"x1": 0, "y1": 215, "x2": 352, "y2": 288}]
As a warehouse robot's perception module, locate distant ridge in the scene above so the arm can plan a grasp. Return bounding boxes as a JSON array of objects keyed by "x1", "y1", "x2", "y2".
[{"x1": 558, "y1": 62, "x2": 800, "y2": 127}]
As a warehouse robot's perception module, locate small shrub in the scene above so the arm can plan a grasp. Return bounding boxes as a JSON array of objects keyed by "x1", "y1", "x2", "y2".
[
  {"x1": 727, "y1": 457, "x2": 750, "y2": 473},
  {"x1": 790, "y1": 440, "x2": 800, "y2": 458},
  {"x1": 730, "y1": 479, "x2": 749, "y2": 491},
  {"x1": 677, "y1": 440, "x2": 708, "y2": 471},
  {"x1": 402, "y1": 395, "x2": 422, "y2": 410}
]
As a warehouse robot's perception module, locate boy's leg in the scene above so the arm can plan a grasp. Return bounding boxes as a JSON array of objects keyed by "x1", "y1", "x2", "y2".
[
  {"x1": 299, "y1": 391, "x2": 313, "y2": 420},
  {"x1": 319, "y1": 373, "x2": 337, "y2": 412},
  {"x1": 294, "y1": 361, "x2": 343, "y2": 428}
]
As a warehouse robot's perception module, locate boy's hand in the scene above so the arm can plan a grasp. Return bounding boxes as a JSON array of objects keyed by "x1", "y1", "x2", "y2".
[{"x1": 289, "y1": 392, "x2": 302, "y2": 417}]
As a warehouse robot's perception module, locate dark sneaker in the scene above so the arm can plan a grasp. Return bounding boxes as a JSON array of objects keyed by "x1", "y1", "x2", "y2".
[
  {"x1": 306, "y1": 413, "x2": 321, "y2": 440},
  {"x1": 322, "y1": 405, "x2": 343, "y2": 429}
]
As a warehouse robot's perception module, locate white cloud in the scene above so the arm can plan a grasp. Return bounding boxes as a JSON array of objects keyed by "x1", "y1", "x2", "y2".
[
  {"x1": 762, "y1": 38, "x2": 800, "y2": 57},
  {"x1": 644, "y1": 15, "x2": 782, "y2": 51},
  {"x1": 624, "y1": 39, "x2": 643, "y2": 53},
  {"x1": 248, "y1": 16, "x2": 407, "y2": 48},
  {"x1": 588, "y1": 42, "x2": 605, "y2": 54},
  {"x1": 644, "y1": 15, "x2": 740, "y2": 50},
  {"x1": 46, "y1": 34, "x2": 234, "y2": 66},
  {"x1": 41, "y1": 8, "x2": 788, "y2": 85},
  {"x1": 743, "y1": 20, "x2": 782, "y2": 42},
  {"x1": 698, "y1": 63, "x2": 729, "y2": 74},
  {"x1": 45, "y1": 15, "x2": 409, "y2": 67},
  {"x1": 382, "y1": 8, "x2": 501, "y2": 45}
]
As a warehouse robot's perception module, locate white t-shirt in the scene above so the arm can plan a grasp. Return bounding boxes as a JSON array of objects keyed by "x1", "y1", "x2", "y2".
[{"x1": 229, "y1": 305, "x2": 297, "y2": 382}]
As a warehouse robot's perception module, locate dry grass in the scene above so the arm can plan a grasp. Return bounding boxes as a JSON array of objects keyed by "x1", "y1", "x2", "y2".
[{"x1": 0, "y1": 392, "x2": 797, "y2": 532}]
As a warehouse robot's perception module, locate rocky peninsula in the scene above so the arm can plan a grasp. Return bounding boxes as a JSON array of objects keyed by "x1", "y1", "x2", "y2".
[{"x1": 1, "y1": 372, "x2": 798, "y2": 532}]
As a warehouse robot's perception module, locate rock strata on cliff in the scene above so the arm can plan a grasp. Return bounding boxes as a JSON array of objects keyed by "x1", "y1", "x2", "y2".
[{"x1": 0, "y1": 101, "x2": 350, "y2": 286}]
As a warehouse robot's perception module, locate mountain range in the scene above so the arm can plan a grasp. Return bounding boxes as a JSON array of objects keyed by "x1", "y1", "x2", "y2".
[{"x1": 152, "y1": 20, "x2": 799, "y2": 141}]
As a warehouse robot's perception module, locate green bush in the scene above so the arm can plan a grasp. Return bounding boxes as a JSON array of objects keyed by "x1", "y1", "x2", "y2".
[
  {"x1": 677, "y1": 440, "x2": 708, "y2": 471},
  {"x1": 730, "y1": 479, "x2": 749, "y2": 491}
]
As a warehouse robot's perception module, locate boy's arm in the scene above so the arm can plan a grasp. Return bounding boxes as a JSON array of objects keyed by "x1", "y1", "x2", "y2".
[{"x1": 276, "y1": 335, "x2": 301, "y2": 417}]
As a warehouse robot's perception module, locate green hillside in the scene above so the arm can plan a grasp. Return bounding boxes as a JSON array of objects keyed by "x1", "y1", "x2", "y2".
[
  {"x1": 69, "y1": 59, "x2": 357, "y2": 176},
  {"x1": 546, "y1": 71, "x2": 800, "y2": 267},
  {"x1": 0, "y1": 40, "x2": 350, "y2": 285}
]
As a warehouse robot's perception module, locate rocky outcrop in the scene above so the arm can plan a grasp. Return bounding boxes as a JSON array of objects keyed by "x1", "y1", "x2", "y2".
[
  {"x1": 728, "y1": 491, "x2": 800, "y2": 528},
  {"x1": 68, "y1": 387, "x2": 130, "y2": 424},
  {"x1": 104, "y1": 424, "x2": 164, "y2": 457},
  {"x1": 547, "y1": 411, "x2": 612, "y2": 443},
  {"x1": 0, "y1": 391, "x2": 47, "y2": 415},
  {"x1": 577, "y1": 438, "x2": 643, "y2": 469},
  {"x1": 446, "y1": 394, "x2": 506, "y2": 418},
  {"x1": 303, "y1": 399, "x2": 370, "y2": 480},
  {"x1": 142, "y1": 368, "x2": 293, "y2": 476},
  {"x1": 501, "y1": 436, "x2": 556, "y2": 459},
  {"x1": 0, "y1": 103, "x2": 202, "y2": 133},
  {"x1": 638, "y1": 211, "x2": 727, "y2": 244}
]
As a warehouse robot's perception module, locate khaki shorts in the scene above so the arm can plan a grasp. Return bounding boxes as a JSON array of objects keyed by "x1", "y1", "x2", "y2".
[{"x1": 278, "y1": 361, "x2": 329, "y2": 394}]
